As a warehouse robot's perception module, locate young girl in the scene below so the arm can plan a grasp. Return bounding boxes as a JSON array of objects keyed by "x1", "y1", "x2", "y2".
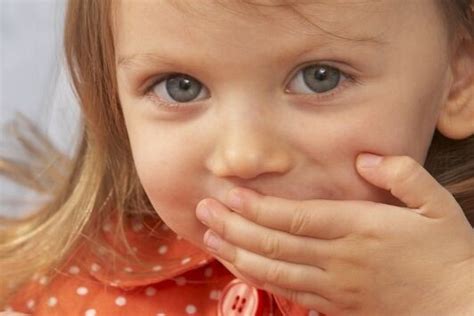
[{"x1": 1, "y1": 0, "x2": 473, "y2": 315}]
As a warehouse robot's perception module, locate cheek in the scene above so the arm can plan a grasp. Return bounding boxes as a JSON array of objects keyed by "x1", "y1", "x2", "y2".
[
  {"x1": 137, "y1": 143, "x2": 195, "y2": 206},
  {"x1": 290, "y1": 104, "x2": 433, "y2": 162},
  {"x1": 334, "y1": 119, "x2": 423, "y2": 205},
  {"x1": 287, "y1": 103, "x2": 435, "y2": 205},
  {"x1": 346, "y1": 93, "x2": 437, "y2": 161},
  {"x1": 125, "y1": 122, "x2": 208, "y2": 242}
]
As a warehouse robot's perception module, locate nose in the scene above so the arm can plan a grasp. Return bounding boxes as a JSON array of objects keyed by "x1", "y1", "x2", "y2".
[{"x1": 206, "y1": 113, "x2": 292, "y2": 180}]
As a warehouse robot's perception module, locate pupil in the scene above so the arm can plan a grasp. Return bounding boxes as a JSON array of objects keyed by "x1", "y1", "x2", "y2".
[
  {"x1": 315, "y1": 67, "x2": 327, "y2": 81},
  {"x1": 179, "y1": 79, "x2": 192, "y2": 90}
]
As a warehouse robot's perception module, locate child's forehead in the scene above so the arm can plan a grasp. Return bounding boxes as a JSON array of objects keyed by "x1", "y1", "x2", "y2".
[
  {"x1": 114, "y1": 0, "x2": 447, "y2": 75},
  {"x1": 114, "y1": 0, "x2": 395, "y2": 49},
  {"x1": 116, "y1": 0, "x2": 388, "y2": 23}
]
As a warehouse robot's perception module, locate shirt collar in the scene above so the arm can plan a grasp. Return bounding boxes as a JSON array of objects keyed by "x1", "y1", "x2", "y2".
[{"x1": 74, "y1": 214, "x2": 216, "y2": 289}]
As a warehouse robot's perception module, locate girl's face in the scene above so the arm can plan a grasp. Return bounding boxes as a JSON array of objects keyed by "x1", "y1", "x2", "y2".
[{"x1": 115, "y1": 1, "x2": 452, "y2": 247}]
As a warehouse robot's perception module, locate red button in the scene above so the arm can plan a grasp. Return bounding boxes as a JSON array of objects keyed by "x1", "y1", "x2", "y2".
[{"x1": 218, "y1": 278, "x2": 270, "y2": 316}]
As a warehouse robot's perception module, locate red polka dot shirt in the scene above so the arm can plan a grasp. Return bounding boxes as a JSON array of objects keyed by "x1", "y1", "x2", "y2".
[{"x1": 6, "y1": 216, "x2": 324, "y2": 315}]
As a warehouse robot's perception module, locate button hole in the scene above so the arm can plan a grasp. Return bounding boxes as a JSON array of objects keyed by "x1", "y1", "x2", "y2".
[
  {"x1": 238, "y1": 307, "x2": 243, "y2": 313},
  {"x1": 242, "y1": 298, "x2": 246, "y2": 303},
  {"x1": 232, "y1": 304, "x2": 236, "y2": 310}
]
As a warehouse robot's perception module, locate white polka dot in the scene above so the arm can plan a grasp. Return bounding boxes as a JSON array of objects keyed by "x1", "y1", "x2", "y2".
[
  {"x1": 204, "y1": 267, "x2": 213, "y2": 277},
  {"x1": 175, "y1": 276, "x2": 187, "y2": 286},
  {"x1": 124, "y1": 267, "x2": 133, "y2": 273},
  {"x1": 26, "y1": 299, "x2": 35, "y2": 310},
  {"x1": 176, "y1": 235, "x2": 183, "y2": 240},
  {"x1": 47, "y1": 296, "x2": 58, "y2": 307},
  {"x1": 31, "y1": 273, "x2": 40, "y2": 281},
  {"x1": 158, "y1": 245, "x2": 168, "y2": 254},
  {"x1": 145, "y1": 286, "x2": 157, "y2": 296},
  {"x1": 161, "y1": 224, "x2": 169, "y2": 231},
  {"x1": 39, "y1": 276, "x2": 49, "y2": 285},
  {"x1": 185, "y1": 304, "x2": 197, "y2": 314},
  {"x1": 68, "y1": 266, "x2": 80, "y2": 274},
  {"x1": 152, "y1": 265, "x2": 163, "y2": 272},
  {"x1": 181, "y1": 257, "x2": 191, "y2": 265},
  {"x1": 102, "y1": 223, "x2": 112, "y2": 232},
  {"x1": 90, "y1": 263, "x2": 101, "y2": 272},
  {"x1": 209, "y1": 290, "x2": 221, "y2": 300},
  {"x1": 132, "y1": 246, "x2": 138, "y2": 253},
  {"x1": 115, "y1": 296, "x2": 127, "y2": 306},
  {"x1": 76, "y1": 286, "x2": 89, "y2": 296},
  {"x1": 308, "y1": 311, "x2": 320, "y2": 316},
  {"x1": 85, "y1": 308, "x2": 96, "y2": 316},
  {"x1": 198, "y1": 259, "x2": 208, "y2": 265},
  {"x1": 156, "y1": 313, "x2": 166, "y2": 316}
]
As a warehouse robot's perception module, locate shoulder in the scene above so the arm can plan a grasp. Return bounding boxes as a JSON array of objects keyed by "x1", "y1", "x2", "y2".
[
  {"x1": 5, "y1": 259, "x2": 234, "y2": 316},
  {"x1": 6, "y1": 268, "x2": 145, "y2": 315}
]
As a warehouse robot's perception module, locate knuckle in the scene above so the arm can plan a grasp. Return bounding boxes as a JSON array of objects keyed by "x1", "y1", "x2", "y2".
[
  {"x1": 247, "y1": 197, "x2": 263, "y2": 224},
  {"x1": 288, "y1": 291, "x2": 312, "y2": 310},
  {"x1": 340, "y1": 290, "x2": 363, "y2": 313},
  {"x1": 217, "y1": 217, "x2": 229, "y2": 241},
  {"x1": 387, "y1": 156, "x2": 423, "y2": 201},
  {"x1": 341, "y1": 283, "x2": 362, "y2": 296},
  {"x1": 286, "y1": 289, "x2": 301, "y2": 305},
  {"x1": 340, "y1": 300, "x2": 361, "y2": 314},
  {"x1": 394, "y1": 156, "x2": 420, "y2": 184},
  {"x1": 358, "y1": 211, "x2": 381, "y2": 237},
  {"x1": 259, "y1": 233, "x2": 281, "y2": 259},
  {"x1": 265, "y1": 262, "x2": 286, "y2": 285},
  {"x1": 289, "y1": 205, "x2": 310, "y2": 235},
  {"x1": 400, "y1": 154, "x2": 418, "y2": 169}
]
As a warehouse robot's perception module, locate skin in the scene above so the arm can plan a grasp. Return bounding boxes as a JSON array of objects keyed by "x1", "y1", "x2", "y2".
[{"x1": 115, "y1": 0, "x2": 474, "y2": 314}]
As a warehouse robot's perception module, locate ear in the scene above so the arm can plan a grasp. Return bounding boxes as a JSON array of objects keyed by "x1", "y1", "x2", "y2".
[{"x1": 437, "y1": 38, "x2": 474, "y2": 140}]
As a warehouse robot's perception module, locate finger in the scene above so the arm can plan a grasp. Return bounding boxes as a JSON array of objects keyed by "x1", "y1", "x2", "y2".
[
  {"x1": 196, "y1": 198, "x2": 333, "y2": 268},
  {"x1": 263, "y1": 284, "x2": 334, "y2": 316},
  {"x1": 202, "y1": 229, "x2": 332, "y2": 297},
  {"x1": 356, "y1": 153, "x2": 461, "y2": 218},
  {"x1": 213, "y1": 258, "x2": 333, "y2": 315},
  {"x1": 223, "y1": 188, "x2": 377, "y2": 239}
]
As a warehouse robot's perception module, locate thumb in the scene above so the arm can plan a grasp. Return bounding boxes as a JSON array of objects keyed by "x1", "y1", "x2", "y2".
[{"x1": 355, "y1": 153, "x2": 460, "y2": 218}]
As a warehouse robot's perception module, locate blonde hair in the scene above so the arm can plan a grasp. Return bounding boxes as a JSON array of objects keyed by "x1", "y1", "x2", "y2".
[{"x1": 1, "y1": 0, "x2": 473, "y2": 307}]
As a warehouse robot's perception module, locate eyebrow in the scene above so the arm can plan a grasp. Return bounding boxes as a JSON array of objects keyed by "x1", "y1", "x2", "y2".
[{"x1": 117, "y1": 35, "x2": 388, "y2": 70}]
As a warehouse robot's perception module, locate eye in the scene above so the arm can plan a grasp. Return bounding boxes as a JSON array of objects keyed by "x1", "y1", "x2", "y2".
[
  {"x1": 287, "y1": 64, "x2": 348, "y2": 95},
  {"x1": 144, "y1": 64, "x2": 355, "y2": 110},
  {"x1": 149, "y1": 73, "x2": 209, "y2": 103}
]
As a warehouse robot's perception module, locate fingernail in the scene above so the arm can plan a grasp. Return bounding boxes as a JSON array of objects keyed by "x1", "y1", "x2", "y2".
[
  {"x1": 358, "y1": 153, "x2": 383, "y2": 168},
  {"x1": 204, "y1": 230, "x2": 221, "y2": 251},
  {"x1": 227, "y1": 189, "x2": 243, "y2": 213},
  {"x1": 196, "y1": 202, "x2": 211, "y2": 225}
]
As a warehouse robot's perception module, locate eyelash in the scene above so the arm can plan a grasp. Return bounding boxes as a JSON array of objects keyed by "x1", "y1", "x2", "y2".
[{"x1": 143, "y1": 66, "x2": 360, "y2": 110}]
